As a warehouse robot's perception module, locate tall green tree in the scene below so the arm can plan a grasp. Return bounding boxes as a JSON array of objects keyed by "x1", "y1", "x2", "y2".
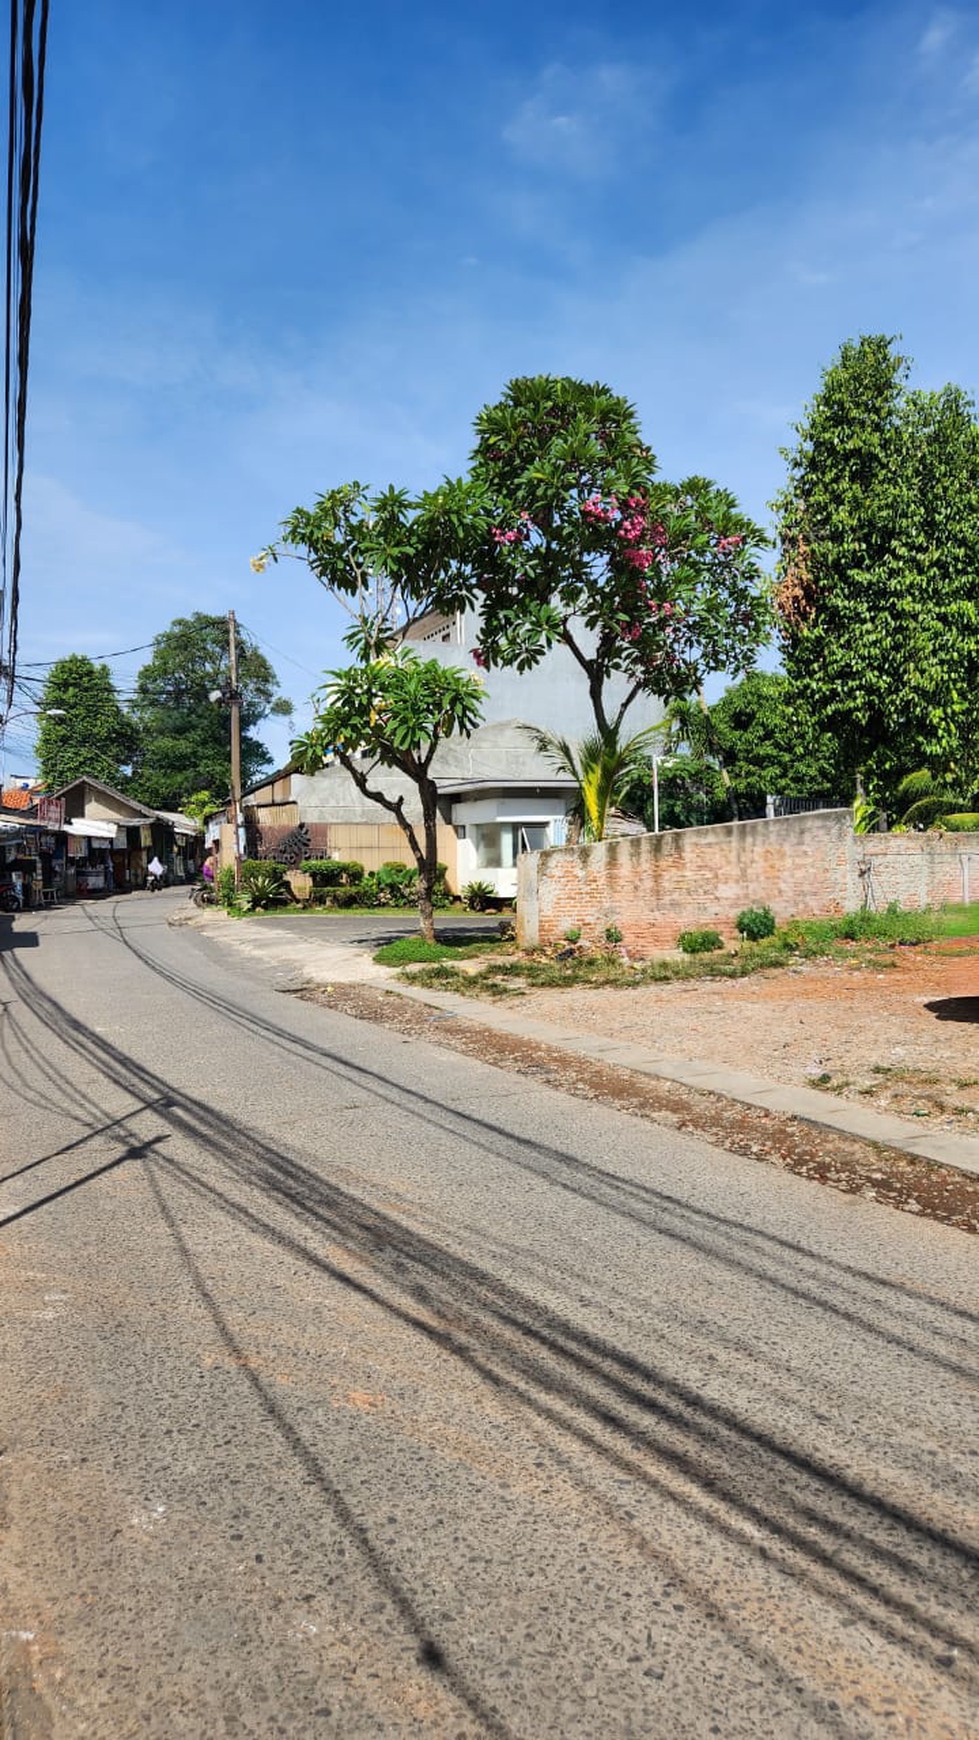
[
  {"x1": 774, "y1": 335, "x2": 979, "y2": 807},
  {"x1": 129, "y1": 614, "x2": 290, "y2": 810},
  {"x1": 36, "y1": 655, "x2": 137, "y2": 791},
  {"x1": 441, "y1": 375, "x2": 770, "y2": 736}
]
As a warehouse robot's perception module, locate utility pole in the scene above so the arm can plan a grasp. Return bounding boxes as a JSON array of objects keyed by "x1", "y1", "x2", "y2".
[{"x1": 228, "y1": 609, "x2": 243, "y2": 887}]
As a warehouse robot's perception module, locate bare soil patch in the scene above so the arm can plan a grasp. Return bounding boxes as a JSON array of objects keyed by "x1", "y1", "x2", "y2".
[
  {"x1": 299, "y1": 981, "x2": 979, "y2": 1237},
  {"x1": 512, "y1": 939, "x2": 979, "y2": 1137}
]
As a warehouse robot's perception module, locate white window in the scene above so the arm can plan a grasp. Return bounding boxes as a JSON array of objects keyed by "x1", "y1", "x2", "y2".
[{"x1": 471, "y1": 822, "x2": 550, "y2": 869}]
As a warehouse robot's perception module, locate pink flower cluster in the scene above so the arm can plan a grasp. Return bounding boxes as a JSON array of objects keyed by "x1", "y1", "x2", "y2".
[
  {"x1": 491, "y1": 511, "x2": 534, "y2": 547},
  {"x1": 581, "y1": 492, "x2": 670, "y2": 582},
  {"x1": 717, "y1": 533, "x2": 745, "y2": 554},
  {"x1": 471, "y1": 647, "x2": 487, "y2": 668}
]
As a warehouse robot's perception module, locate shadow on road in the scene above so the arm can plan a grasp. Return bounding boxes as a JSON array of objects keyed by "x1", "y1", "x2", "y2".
[{"x1": 3, "y1": 919, "x2": 978, "y2": 1728}]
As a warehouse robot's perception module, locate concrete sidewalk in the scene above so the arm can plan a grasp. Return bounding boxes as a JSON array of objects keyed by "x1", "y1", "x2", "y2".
[{"x1": 190, "y1": 909, "x2": 979, "y2": 1182}]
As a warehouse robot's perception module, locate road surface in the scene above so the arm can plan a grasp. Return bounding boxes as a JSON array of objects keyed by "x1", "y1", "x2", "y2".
[{"x1": 1, "y1": 892, "x2": 976, "y2": 1737}]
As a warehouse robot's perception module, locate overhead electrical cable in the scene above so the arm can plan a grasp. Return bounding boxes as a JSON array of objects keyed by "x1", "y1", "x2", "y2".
[{"x1": 0, "y1": 0, "x2": 50, "y2": 716}]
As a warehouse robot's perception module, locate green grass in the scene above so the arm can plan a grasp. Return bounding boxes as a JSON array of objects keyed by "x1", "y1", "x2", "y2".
[
  {"x1": 396, "y1": 903, "x2": 970, "y2": 999},
  {"x1": 931, "y1": 901, "x2": 979, "y2": 938},
  {"x1": 373, "y1": 935, "x2": 503, "y2": 966}
]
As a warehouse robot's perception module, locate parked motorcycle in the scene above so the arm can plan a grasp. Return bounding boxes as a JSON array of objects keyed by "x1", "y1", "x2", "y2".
[{"x1": 0, "y1": 881, "x2": 21, "y2": 913}]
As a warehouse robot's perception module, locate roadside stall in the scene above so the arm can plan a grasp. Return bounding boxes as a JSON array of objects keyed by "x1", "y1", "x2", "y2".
[{"x1": 62, "y1": 818, "x2": 118, "y2": 896}]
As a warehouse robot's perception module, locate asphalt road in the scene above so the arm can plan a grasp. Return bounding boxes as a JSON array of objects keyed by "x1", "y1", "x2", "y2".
[{"x1": 1, "y1": 891, "x2": 977, "y2": 1738}]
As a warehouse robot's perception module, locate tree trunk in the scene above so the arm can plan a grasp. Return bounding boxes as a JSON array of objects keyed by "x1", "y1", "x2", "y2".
[{"x1": 416, "y1": 779, "x2": 440, "y2": 944}]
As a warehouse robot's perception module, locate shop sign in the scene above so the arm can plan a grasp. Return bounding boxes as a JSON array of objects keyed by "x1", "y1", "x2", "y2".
[{"x1": 36, "y1": 796, "x2": 64, "y2": 828}]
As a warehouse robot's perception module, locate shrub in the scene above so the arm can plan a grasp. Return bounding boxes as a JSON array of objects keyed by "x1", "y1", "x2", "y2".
[
  {"x1": 328, "y1": 886, "x2": 364, "y2": 908},
  {"x1": 217, "y1": 864, "x2": 237, "y2": 908},
  {"x1": 604, "y1": 924, "x2": 623, "y2": 946},
  {"x1": 678, "y1": 927, "x2": 724, "y2": 954},
  {"x1": 239, "y1": 859, "x2": 289, "y2": 911},
  {"x1": 563, "y1": 926, "x2": 582, "y2": 943},
  {"x1": 736, "y1": 904, "x2": 776, "y2": 941},
  {"x1": 300, "y1": 858, "x2": 364, "y2": 886},
  {"x1": 463, "y1": 879, "x2": 495, "y2": 911}
]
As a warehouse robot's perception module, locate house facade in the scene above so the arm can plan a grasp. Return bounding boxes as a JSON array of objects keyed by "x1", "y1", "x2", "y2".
[{"x1": 216, "y1": 609, "x2": 661, "y2": 895}]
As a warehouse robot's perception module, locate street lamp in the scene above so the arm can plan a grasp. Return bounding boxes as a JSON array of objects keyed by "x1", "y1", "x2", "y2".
[{"x1": 0, "y1": 706, "x2": 68, "y2": 785}]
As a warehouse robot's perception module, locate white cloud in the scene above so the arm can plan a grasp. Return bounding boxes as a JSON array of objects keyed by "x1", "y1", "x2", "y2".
[
  {"x1": 918, "y1": 8, "x2": 958, "y2": 58},
  {"x1": 502, "y1": 62, "x2": 656, "y2": 177}
]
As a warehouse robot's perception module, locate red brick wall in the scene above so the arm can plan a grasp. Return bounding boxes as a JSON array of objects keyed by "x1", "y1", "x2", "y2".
[{"x1": 517, "y1": 811, "x2": 979, "y2": 955}]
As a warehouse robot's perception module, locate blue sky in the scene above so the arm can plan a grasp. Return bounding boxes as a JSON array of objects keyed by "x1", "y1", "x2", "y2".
[{"x1": 8, "y1": 0, "x2": 979, "y2": 770}]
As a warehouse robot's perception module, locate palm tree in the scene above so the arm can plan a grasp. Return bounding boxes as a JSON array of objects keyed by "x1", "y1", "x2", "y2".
[{"x1": 523, "y1": 722, "x2": 660, "y2": 842}]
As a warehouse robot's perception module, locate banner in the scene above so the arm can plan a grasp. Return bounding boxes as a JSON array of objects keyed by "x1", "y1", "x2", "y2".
[{"x1": 36, "y1": 796, "x2": 64, "y2": 828}]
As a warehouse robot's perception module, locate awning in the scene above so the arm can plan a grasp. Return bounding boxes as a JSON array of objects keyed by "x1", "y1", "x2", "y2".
[{"x1": 62, "y1": 819, "x2": 118, "y2": 840}]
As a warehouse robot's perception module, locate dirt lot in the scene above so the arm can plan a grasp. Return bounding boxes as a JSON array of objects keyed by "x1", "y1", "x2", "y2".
[{"x1": 512, "y1": 939, "x2": 979, "y2": 1137}]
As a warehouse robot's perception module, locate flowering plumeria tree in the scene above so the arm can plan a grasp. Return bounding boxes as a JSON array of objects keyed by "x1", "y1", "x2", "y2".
[
  {"x1": 450, "y1": 376, "x2": 771, "y2": 736},
  {"x1": 258, "y1": 481, "x2": 488, "y2": 940},
  {"x1": 292, "y1": 645, "x2": 484, "y2": 941}
]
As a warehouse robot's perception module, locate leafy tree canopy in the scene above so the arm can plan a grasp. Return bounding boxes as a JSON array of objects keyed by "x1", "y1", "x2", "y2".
[
  {"x1": 438, "y1": 375, "x2": 771, "y2": 735},
  {"x1": 706, "y1": 672, "x2": 846, "y2": 815},
  {"x1": 128, "y1": 613, "x2": 287, "y2": 810},
  {"x1": 260, "y1": 477, "x2": 488, "y2": 656},
  {"x1": 36, "y1": 655, "x2": 138, "y2": 792},
  {"x1": 263, "y1": 480, "x2": 491, "y2": 940},
  {"x1": 774, "y1": 335, "x2": 979, "y2": 806}
]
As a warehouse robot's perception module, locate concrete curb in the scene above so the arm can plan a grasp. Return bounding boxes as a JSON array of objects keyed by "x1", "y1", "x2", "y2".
[
  {"x1": 185, "y1": 910, "x2": 979, "y2": 1183},
  {"x1": 388, "y1": 982, "x2": 979, "y2": 1182}
]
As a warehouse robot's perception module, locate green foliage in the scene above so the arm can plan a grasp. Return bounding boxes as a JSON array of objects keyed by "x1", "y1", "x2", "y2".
[
  {"x1": 456, "y1": 375, "x2": 770, "y2": 735},
  {"x1": 736, "y1": 905, "x2": 777, "y2": 941},
  {"x1": 936, "y1": 813, "x2": 979, "y2": 832},
  {"x1": 775, "y1": 336, "x2": 979, "y2": 808},
  {"x1": 779, "y1": 908, "x2": 938, "y2": 951},
  {"x1": 238, "y1": 859, "x2": 289, "y2": 911},
  {"x1": 373, "y1": 935, "x2": 499, "y2": 965},
  {"x1": 462, "y1": 878, "x2": 495, "y2": 910},
  {"x1": 36, "y1": 655, "x2": 138, "y2": 791},
  {"x1": 621, "y1": 752, "x2": 728, "y2": 832},
  {"x1": 292, "y1": 647, "x2": 483, "y2": 939},
  {"x1": 326, "y1": 886, "x2": 364, "y2": 909},
  {"x1": 678, "y1": 927, "x2": 724, "y2": 954},
  {"x1": 181, "y1": 790, "x2": 221, "y2": 826},
  {"x1": 128, "y1": 614, "x2": 288, "y2": 811},
  {"x1": 705, "y1": 673, "x2": 845, "y2": 815},
  {"x1": 563, "y1": 926, "x2": 582, "y2": 943},
  {"x1": 217, "y1": 864, "x2": 237, "y2": 908},
  {"x1": 300, "y1": 858, "x2": 364, "y2": 886},
  {"x1": 523, "y1": 720, "x2": 658, "y2": 841},
  {"x1": 604, "y1": 924, "x2": 623, "y2": 946},
  {"x1": 263, "y1": 477, "x2": 488, "y2": 654}
]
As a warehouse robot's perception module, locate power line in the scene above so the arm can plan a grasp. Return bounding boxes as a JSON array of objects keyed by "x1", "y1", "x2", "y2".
[
  {"x1": 0, "y1": 0, "x2": 50, "y2": 714},
  {"x1": 236, "y1": 619, "x2": 320, "y2": 683},
  {"x1": 18, "y1": 640, "x2": 155, "y2": 666}
]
